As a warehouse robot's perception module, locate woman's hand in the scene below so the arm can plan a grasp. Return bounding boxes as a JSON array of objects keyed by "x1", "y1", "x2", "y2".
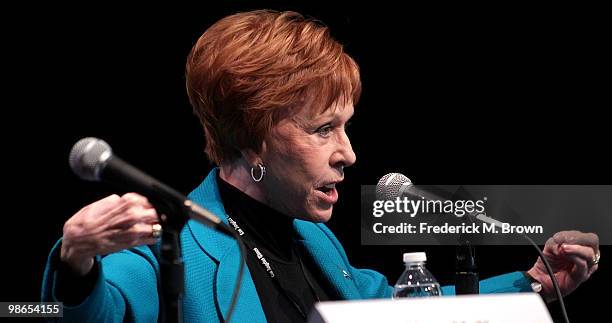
[
  {"x1": 60, "y1": 193, "x2": 160, "y2": 276},
  {"x1": 527, "y1": 230, "x2": 600, "y2": 302}
]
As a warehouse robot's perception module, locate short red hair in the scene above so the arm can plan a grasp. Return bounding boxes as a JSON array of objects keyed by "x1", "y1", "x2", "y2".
[{"x1": 186, "y1": 10, "x2": 361, "y2": 165}]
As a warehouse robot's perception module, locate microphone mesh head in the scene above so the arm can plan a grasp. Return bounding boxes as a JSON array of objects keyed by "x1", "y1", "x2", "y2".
[
  {"x1": 69, "y1": 137, "x2": 112, "y2": 181},
  {"x1": 376, "y1": 173, "x2": 412, "y2": 200}
]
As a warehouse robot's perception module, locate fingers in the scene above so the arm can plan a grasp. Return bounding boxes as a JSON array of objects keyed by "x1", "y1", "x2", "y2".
[
  {"x1": 108, "y1": 206, "x2": 159, "y2": 230},
  {"x1": 98, "y1": 193, "x2": 157, "y2": 224},
  {"x1": 552, "y1": 230, "x2": 600, "y2": 266},
  {"x1": 565, "y1": 254, "x2": 590, "y2": 284},
  {"x1": 552, "y1": 230, "x2": 599, "y2": 250},
  {"x1": 561, "y1": 245, "x2": 599, "y2": 284},
  {"x1": 114, "y1": 223, "x2": 158, "y2": 242},
  {"x1": 121, "y1": 193, "x2": 153, "y2": 208},
  {"x1": 562, "y1": 244, "x2": 600, "y2": 276},
  {"x1": 132, "y1": 222, "x2": 162, "y2": 246},
  {"x1": 100, "y1": 222, "x2": 161, "y2": 254},
  {"x1": 561, "y1": 244, "x2": 596, "y2": 263}
]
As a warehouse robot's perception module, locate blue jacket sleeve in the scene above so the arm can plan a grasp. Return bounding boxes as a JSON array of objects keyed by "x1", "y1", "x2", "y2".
[
  {"x1": 441, "y1": 271, "x2": 533, "y2": 295},
  {"x1": 41, "y1": 239, "x2": 160, "y2": 322}
]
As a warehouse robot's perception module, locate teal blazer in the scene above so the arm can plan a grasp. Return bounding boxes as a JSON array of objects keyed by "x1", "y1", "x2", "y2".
[{"x1": 42, "y1": 168, "x2": 532, "y2": 322}]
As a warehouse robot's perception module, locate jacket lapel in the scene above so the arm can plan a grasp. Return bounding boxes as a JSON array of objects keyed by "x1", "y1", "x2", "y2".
[
  {"x1": 187, "y1": 169, "x2": 267, "y2": 322},
  {"x1": 293, "y1": 220, "x2": 362, "y2": 300}
]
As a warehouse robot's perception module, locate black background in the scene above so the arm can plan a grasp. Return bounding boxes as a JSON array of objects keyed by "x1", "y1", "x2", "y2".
[{"x1": 4, "y1": 2, "x2": 609, "y2": 322}]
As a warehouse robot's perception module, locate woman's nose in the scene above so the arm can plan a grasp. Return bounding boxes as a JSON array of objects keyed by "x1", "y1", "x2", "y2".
[{"x1": 331, "y1": 132, "x2": 356, "y2": 168}]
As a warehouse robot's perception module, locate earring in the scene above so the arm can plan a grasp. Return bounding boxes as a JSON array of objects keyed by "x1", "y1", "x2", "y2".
[{"x1": 250, "y1": 163, "x2": 266, "y2": 182}]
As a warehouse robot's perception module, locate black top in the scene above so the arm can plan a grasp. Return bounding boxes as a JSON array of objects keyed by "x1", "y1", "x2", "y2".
[
  {"x1": 217, "y1": 175, "x2": 335, "y2": 322},
  {"x1": 55, "y1": 176, "x2": 336, "y2": 322}
]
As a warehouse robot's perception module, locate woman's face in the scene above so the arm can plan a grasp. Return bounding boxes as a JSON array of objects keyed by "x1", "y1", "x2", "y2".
[{"x1": 259, "y1": 101, "x2": 356, "y2": 222}]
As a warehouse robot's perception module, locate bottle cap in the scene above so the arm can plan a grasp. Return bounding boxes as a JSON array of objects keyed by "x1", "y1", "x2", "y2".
[{"x1": 403, "y1": 252, "x2": 427, "y2": 263}]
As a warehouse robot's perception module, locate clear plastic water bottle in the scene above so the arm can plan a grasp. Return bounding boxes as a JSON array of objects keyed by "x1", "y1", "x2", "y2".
[{"x1": 392, "y1": 252, "x2": 442, "y2": 298}]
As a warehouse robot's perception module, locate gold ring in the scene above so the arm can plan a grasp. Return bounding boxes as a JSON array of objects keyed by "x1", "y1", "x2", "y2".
[
  {"x1": 151, "y1": 223, "x2": 162, "y2": 239},
  {"x1": 591, "y1": 251, "x2": 600, "y2": 266}
]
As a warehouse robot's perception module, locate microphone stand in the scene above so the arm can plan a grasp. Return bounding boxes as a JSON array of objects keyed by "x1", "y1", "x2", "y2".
[
  {"x1": 447, "y1": 187, "x2": 479, "y2": 295},
  {"x1": 150, "y1": 198, "x2": 189, "y2": 323},
  {"x1": 455, "y1": 240, "x2": 479, "y2": 294}
]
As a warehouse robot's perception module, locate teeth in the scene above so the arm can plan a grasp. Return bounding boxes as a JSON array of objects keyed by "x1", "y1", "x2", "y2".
[{"x1": 324, "y1": 183, "x2": 335, "y2": 189}]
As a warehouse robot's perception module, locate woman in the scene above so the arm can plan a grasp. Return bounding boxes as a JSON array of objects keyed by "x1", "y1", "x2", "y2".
[{"x1": 42, "y1": 10, "x2": 600, "y2": 322}]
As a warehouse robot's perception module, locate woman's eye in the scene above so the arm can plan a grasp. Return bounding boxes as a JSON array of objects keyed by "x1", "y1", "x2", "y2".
[{"x1": 316, "y1": 124, "x2": 333, "y2": 137}]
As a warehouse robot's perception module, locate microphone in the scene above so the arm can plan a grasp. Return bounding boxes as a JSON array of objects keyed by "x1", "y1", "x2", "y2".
[
  {"x1": 69, "y1": 137, "x2": 233, "y2": 236},
  {"x1": 376, "y1": 172, "x2": 479, "y2": 294}
]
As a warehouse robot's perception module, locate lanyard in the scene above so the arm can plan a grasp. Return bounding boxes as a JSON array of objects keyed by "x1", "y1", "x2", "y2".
[{"x1": 226, "y1": 213, "x2": 320, "y2": 318}]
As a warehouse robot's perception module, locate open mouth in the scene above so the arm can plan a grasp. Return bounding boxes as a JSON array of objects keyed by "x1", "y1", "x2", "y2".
[
  {"x1": 316, "y1": 183, "x2": 335, "y2": 195},
  {"x1": 314, "y1": 182, "x2": 339, "y2": 204}
]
